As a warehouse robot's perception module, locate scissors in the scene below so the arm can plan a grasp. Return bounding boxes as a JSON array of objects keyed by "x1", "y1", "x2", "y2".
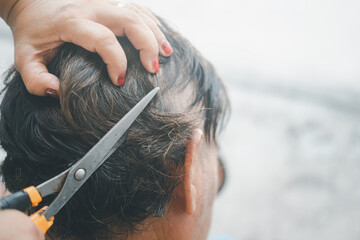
[{"x1": 0, "y1": 87, "x2": 159, "y2": 234}]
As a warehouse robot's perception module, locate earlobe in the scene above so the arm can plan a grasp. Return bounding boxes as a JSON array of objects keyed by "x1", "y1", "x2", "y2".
[{"x1": 184, "y1": 128, "x2": 203, "y2": 215}]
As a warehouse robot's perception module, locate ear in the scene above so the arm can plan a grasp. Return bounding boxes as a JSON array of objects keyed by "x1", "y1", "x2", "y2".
[{"x1": 183, "y1": 128, "x2": 204, "y2": 215}]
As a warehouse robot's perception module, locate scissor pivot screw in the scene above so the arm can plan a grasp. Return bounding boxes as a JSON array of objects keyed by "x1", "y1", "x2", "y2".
[{"x1": 74, "y1": 169, "x2": 86, "y2": 181}]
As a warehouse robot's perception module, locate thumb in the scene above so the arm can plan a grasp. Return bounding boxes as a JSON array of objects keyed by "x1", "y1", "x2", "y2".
[{"x1": 16, "y1": 57, "x2": 60, "y2": 97}]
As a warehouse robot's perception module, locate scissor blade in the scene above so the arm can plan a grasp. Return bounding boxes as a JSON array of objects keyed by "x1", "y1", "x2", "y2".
[
  {"x1": 43, "y1": 87, "x2": 159, "y2": 220},
  {"x1": 36, "y1": 128, "x2": 128, "y2": 198},
  {"x1": 36, "y1": 169, "x2": 69, "y2": 198}
]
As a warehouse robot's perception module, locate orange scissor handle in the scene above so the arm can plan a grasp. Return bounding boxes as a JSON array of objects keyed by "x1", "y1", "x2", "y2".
[
  {"x1": 30, "y1": 206, "x2": 54, "y2": 234},
  {"x1": 24, "y1": 186, "x2": 42, "y2": 207}
]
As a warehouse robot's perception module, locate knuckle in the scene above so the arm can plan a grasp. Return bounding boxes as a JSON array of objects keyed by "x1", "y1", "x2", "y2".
[
  {"x1": 58, "y1": 9, "x2": 81, "y2": 32},
  {"x1": 151, "y1": 25, "x2": 163, "y2": 37},
  {"x1": 96, "y1": 32, "x2": 117, "y2": 47},
  {"x1": 131, "y1": 3, "x2": 141, "y2": 8},
  {"x1": 24, "y1": 80, "x2": 37, "y2": 94},
  {"x1": 126, "y1": 4, "x2": 141, "y2": 15},
  {"x1": 149, "y1": 37, "x2": 159, "y2": 51},
  {"x1": 83, "y1": 0, "x2": 95, "y2": 5},
  {"x1": 24, "y1": 75, "x2": 44, "y2": 95},
  {"x1": 119, "y1": 59, "x2": 127, "y2": 69},
  {"x1": 112, "y1": 53, "x2": 127, "y2": 70},
  {"x1": 124, "y1": 10, "x2": 143, "y2": 25},
  {"x1": 58, "y1": 0, "x2": 94, "y2": 18},
  {"x1": 152, "y1": 41, "x2": 159, "y2": 52},
  {"x1": 58, "y1": 3, "x2": 80, "y2": 20},
  {"x1": 141, "y1": 38, "x2": 158, "y2": 54},
  {"x1": 57, "y1": 1, "x2": 94, "y2": 27}
]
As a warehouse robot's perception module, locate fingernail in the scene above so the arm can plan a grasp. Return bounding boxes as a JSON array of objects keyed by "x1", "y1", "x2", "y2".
[
  {"x1": 46, "y1": 89, "x2": 58, "y2": 98},
  {"x1": 118, "y1": 72, "x2": 126, "y2": 85},
  {"x1": 161, "y1": 40, "x2": 173, "y2": 55},
  {"x1": 153, "y1": 57, "x2": 159, "y2": 73}
]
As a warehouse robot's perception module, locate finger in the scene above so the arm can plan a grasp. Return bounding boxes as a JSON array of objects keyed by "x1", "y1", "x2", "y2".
[
  {"x1": 33, "y1": 219, "x2": 45, "y2": 240},
  {"x1": 0, "y1": 210, "x2": 45, "y2": 240},
  {"x1": 124, "y1": 4, "x2": 173, "y2": 56},
  {"x1": 106, "y1": 1, "x2": 160, "y2": 25},
  {"x1": 61, "y1": 19, "x2": 127, "y2": 85},
  {"x1": 126, "y1": 3, "x2": 162, "y2": 25},
  {"x1": 97, "y1": 6, "x2": 160, "y2": 73},
  {"x1": 15, "y1": 54, "x2": 60, "y2": 97},
  {"x1": 0, "y1": 182, "x2": 5, "y2": 198}
]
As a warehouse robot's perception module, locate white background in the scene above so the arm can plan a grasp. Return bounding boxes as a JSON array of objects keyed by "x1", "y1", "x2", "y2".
[{"x1": 1, "y1": 0, "x2": 360, "y2": 239}]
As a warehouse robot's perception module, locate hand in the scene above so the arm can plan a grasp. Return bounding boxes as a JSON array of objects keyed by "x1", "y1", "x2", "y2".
[
  {"x1": 0, "y1": 184, "x2": 44, "y2": 240},
  {"x1": 1, "y1": 0, "x2": 173, "y2": 96}
]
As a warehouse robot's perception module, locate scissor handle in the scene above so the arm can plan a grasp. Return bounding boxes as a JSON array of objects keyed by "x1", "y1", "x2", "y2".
[
  {"x1": 30, "y1": 206, "x2": 54, "y2": 234},
  {"x1": 0, "y1": 190, "x2": 31, "y2": 211},
  {"x1": 0, "y1": 186, "x2": 42, "y2": 211}
]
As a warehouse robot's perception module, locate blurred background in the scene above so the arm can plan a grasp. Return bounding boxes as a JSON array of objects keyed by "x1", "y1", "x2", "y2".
[{"x1": 1, "y1": 0, "x2": 360, "y2": 239}]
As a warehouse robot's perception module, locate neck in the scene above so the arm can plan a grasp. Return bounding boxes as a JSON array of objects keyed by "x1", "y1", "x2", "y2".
[
  {"x1": 123, "y1": 217, "x2": 167, "y2": 240},
  {"x1": 120, "y1": 211, "x2": 195, "y2": 240}
]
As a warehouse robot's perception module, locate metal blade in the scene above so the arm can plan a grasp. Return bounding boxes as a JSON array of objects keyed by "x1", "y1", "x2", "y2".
[
  {"x1": 43, "y1": 87, "x2": 159, "y2": 220},
  {"x1": 35, "y1": 136, "x2": 126, "y2": 198},
  {"x1": 36, "y1": 170, "x2": 69, "y2": 198}
]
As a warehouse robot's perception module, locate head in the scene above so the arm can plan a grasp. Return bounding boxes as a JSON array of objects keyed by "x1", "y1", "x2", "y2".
[{"x1": 0, "y1": 18, "x2": 229, "y2": 240}]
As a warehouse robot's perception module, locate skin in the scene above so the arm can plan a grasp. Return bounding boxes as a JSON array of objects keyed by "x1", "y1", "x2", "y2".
[
  {"x1": 0, "y1": 0, "x2": 173, "y2": 96},
  {"x1": 127, "y1": 129, "x2": 223, "y2": 240},
  {"x1": 0, "y1": 184, "x2": 44, "y2": 240},
  {"x1": 0, "y1": 1, "x2": 173, "y2": 238},
  {"x1": 0, "y1": 129, "x2": 223, "y2": 240}
]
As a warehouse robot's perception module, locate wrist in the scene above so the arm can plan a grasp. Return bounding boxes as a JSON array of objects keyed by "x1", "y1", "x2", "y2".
[{"x1": 0, "y1": 0, "x2": 20, "y2": 24}]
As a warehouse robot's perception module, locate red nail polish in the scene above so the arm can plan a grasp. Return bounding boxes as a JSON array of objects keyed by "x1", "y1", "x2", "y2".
[
  {"x1": 46, "y1": 89, "x2": 58, "y2": 98},
  {"x1": 161, "y1": 41, "x2": 173, "y2": 55},
  {"x1": 118, "y1": 72, "x2": 126, "y2": 85},
  {"x1": 153, "y1": 57, "x2": 159, "y2": 73}
]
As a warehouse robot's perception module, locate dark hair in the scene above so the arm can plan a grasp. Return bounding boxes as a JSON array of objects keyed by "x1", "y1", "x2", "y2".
[{"x1": 0, "y1": 19, "x2": 229, "y2": 239}]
